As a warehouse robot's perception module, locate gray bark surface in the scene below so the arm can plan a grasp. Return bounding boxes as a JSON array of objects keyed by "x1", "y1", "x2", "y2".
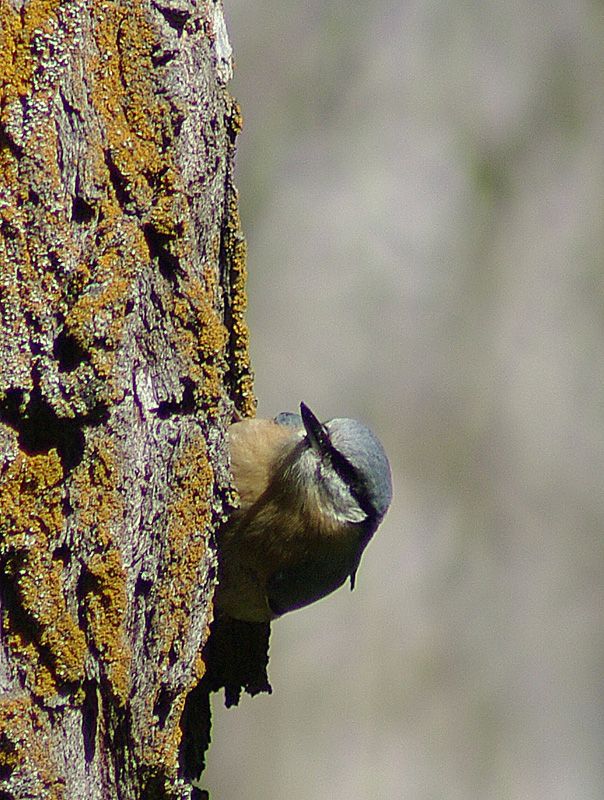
[{"x1": 0, "y1": 1, "x2": 255, "y2": 797}]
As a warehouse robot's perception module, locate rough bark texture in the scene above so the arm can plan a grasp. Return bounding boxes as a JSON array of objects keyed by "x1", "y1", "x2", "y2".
[{"x1": 0, "y1": 1, "x2": 257, "y2": 797}]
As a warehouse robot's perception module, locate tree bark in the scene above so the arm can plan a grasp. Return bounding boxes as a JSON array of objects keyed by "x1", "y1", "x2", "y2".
[{"x1": 0, "y1": 1, "x2": 256, "y2": 797}]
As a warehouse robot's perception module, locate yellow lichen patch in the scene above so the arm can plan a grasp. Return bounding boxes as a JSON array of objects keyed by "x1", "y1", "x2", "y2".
[
  {"x1": 0, "y1": 138, "x2": 21, "y2": 220},
  {"x1": 147, "y1": 189, "x2": 184, "y2": 241},
  {"x1": 0, "y1": 1, "x2": 62, "y2": 115},
  {"x1": 81, "y1": 550, "x2": 131, "y2": 707},
  {"x1": 204, "y1": 239, "x2": 221, "y2": 300},
  {"x1": 70, "y1": 437, "x2": 130, "y2": 704},
  {"x1": 213, "y1": 91, "x2": 257, "y2": 418},
  {"x1": 141, "y1": 689, "x2": 189, "y2": 785},
  {"x1": 139, "y1": 646, "x2": 209, "y2": 790},
  {"x1": 90, "y1": 1, "x2": 177, "y2": 214},
  {"x1": 193, "y1": 649, "x2": 207, "y2": 683},
  {"x1": 71, "y1": 438, "x2": 122, "y2": 549},
  {"x1": 174, "y1": 275, "x2": 230, "y2": 410},
  {"x1": 0, "y1": 449, "x2": 64, "y2": 553},
  {"x1": 223, "y1": 186, "x2": 256, "y2": 418},
  {"x1": 226, "y1": 96, "x2": 244, "y2": 140},
  {"x1": 140, "y1": 666, "x2": 211, "y2": 789},
  {"x1": 168, "y1": 436, "x2": 213, "y2": 545},
  {"x1": 65, "y1": 273, "x2": 130, "y2": 350},
  {"x1": 159, "y1": 436, "x2": 213, "y2": 650},
  {"x1": 137, "y1": 437, "x2": 214, "y2": 776},
  {"x1": 174, "y1": 278, "x2": 228, "y2": 357},
  {"x1": 0, "y1": 9, "x2": 21, "y2": 108},
  {"x1": 0, "y1": 698, "x2": 21, "y2": 775},
  {"x1": 0, "y1": 451, "x2": 86, "y2": 698},
  {"x1": 13, "y1": 549, "x2": 86, "y2": 684},
  {"x1": 63, "y1": 219, "x2": 148, "y2": 391},
  {"x1": 0, "y1": 693, "x2": 64, "y2": 799},
  {"x1": 0, "y1": 4, "x2": 85, "y2": 295},
  {"x1": 198, "y1": 305, "x2": 229, "y2": 361},
  {"x1": 3, "y1": 624, "x2": 57, "y2": 700}
]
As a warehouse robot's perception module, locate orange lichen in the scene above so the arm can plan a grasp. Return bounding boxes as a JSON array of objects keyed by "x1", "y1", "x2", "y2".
[
  {"x1": 71, "y1": 438, "x2": 123, "y2": 549},
  {"x1": 81, "y1": 550, "x2": 131, "y2": 707},
  {"x1": 11, "y1": 549, "x2": 86, "y2": 684},
  {"x1": 3, "y1": 625, "x2": 58, "y2": 700},
  {"x1": 140, "y1": 689, "x2": 189, "y2": 786},
  {"x1": 225, "y1": 97, "x2": 244, "y2": 140},
  {"x1": 0, "y1": 451, "x2": 86, "y2": 698},
  {"x1": 0, "y1": 693, "x2": 65, "y2": 799},
  {"x1": 136, "y1": 436, "x2": 214, "y2": 777},
  {"x1": 159, "y1": 436, "x2": 214, "y2": 655},
  {"x1": 90, "y1": 2, "x2": 178, "y2": 213},
  {"x1": 0, "y1": 3, "x2": 60, "y2": 113},
  {"x1": 223, "y1": 186, "x2": 256, "y2": 418},
  {"x1": 173, "y1": 275, "x2": 230, "y2": 410},
  {"x1": 70, "y1": 437, "x2": 131, "y2": 705}
]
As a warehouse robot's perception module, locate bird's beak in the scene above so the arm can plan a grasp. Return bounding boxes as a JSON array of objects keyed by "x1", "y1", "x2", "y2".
[{"x1": 300, "y1": 402, "x2": 329, "y2": 452}]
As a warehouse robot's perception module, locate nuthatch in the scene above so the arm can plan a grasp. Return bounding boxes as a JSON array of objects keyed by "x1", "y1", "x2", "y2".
[{"x1": 216, "y1": 402, "x2": 392, "y2": 622}]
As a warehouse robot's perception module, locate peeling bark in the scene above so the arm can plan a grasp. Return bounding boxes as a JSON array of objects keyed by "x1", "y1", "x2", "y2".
[{"x1": 0, "y1": 1, "x2": 256, "y2": 797}]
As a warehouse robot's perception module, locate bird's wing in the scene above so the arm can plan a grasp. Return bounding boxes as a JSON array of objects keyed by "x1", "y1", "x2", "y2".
[{"x1": 266, "y1": 542, "x2": 363, "y2": 616}]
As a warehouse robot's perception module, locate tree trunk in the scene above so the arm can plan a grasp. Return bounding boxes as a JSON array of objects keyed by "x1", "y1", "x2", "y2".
[{"x1": 0, "y1": 1, "x2": 257, "y2": 797}]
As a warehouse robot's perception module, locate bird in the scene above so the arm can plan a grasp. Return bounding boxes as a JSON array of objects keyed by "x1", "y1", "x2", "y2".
[{"x1": 215, "y1": 402, "x2": 392, "y2": 622}]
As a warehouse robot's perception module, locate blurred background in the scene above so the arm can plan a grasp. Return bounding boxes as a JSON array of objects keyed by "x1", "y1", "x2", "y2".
[{"x1": 205, "y1": 1, "x2": 604, "y2": 798}]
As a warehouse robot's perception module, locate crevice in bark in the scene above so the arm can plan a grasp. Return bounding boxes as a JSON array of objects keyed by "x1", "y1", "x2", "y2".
[
  {"x1": 1, "y1": 390, "x2": 81, "y2": 472},
  {"x1": 104, "y1": 150, "x2": 131, "y2": 208},
  {"x1": 151, "y1": 45, "x2": 178, "y2": 68},
  {"x1": 71, "y1": 196, "x2": 95, "y2": 224},
  {"x1": 0, "y1": 125, "x2": 22, "y2": 160},
  {"x1": 153, "y1": 688, "x2": 173, "y2": 728},
  {"x1": 0, "y1": 385, "x2": 108, "y2": 473},
  {"x1": 81, "y1": 681, "x2": 99, "y2": 764},
  {"x1": 52, "y1": 544, "x2": 72, "y2": 569},
  {"x1": 143, "y1": 223, "x2": 181, "y2": 281},
  {"x1": 59, "y1": 91, "x2": 81, "y2": 122},
  {"x1": 135, "y1": 575, "x2": 154, "y2": 598},
  {"x1": 152, "y1": 2, "x2": 191, "y2": 33},
  {"x1": 154, "y1": 378, "x2": 196, "y2": 418},
  {"x1": 53, "y1": 330, "x2": 88, "y2": 373}
]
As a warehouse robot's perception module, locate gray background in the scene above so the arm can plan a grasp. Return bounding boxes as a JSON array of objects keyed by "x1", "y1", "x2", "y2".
[{"x1": 204, "y1": 2, "x2": 604, "y2": 798}]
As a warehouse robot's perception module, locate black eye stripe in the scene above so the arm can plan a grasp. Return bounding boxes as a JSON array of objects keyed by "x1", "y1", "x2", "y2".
[
  {"x1": 327, "y1": 446, "x2": 375, "y2": 520},
  {"x1": 302, "y1": 414, "x2": 377, "y2": 521}
]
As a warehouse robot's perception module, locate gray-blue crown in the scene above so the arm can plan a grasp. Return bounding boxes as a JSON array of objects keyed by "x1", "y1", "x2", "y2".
[
  {"x1": 325, "y1": 416, "x2": 392, "y2": 521},
  {"x1": 275, "y1": 405, "x2": 393, "y2": 521}
]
